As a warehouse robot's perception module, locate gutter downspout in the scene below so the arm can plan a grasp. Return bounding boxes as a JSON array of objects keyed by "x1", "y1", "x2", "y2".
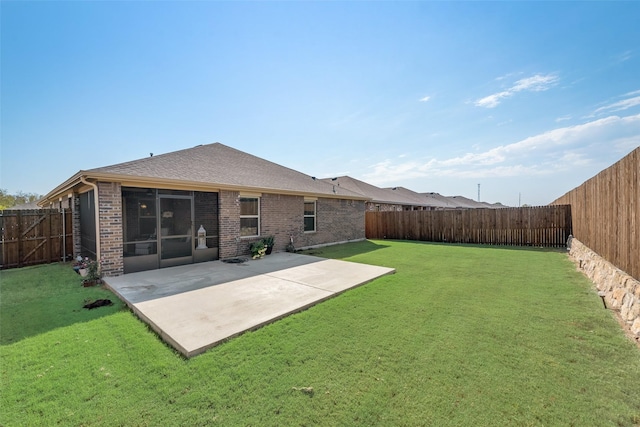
[{"x1": 80, "y1": 177, "x2": 101, "y2": 262}]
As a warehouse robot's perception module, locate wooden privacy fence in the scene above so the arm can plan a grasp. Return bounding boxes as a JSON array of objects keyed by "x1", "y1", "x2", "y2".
[
  {"x1": 0, "y1": 209, "x2": 73, "y2": 269},
  {"x1": 552, "y1": 146, "x2": 639, "y2": 281},
  {"x1": 366, "y1": 205, "x2": 572, "y2": 247}
]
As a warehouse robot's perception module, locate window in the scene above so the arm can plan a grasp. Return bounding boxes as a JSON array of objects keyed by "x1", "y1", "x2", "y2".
[
  {"x1": 240, "y1": 197, "x2": 260, "y2": 237},
  {"x1": 304, "y1": 200, "x2": 316, "y2": 232}
]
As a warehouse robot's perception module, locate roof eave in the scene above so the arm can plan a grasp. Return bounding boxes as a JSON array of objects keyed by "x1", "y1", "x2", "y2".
[
  {"x1": 42, "y1": 171, "x2": 371, "y2": 202},
  {"x1": 38, "y1": 171, "x2": 86, "y2": 207}
]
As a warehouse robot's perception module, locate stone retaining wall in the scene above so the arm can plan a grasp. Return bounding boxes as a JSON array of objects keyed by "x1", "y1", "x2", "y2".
[{"x1": 568, "y1": 236, "x2": 640, "y2": 339}]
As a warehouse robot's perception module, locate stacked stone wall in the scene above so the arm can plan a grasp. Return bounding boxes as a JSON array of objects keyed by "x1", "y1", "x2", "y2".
[{"x1": 568, "y1": 236, "x2": 640, "y2": 339}]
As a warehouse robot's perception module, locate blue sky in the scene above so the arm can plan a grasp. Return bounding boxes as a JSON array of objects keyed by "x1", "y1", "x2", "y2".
[{"x1": 2, "y1": 1, "x2": 639, "y2": 206}]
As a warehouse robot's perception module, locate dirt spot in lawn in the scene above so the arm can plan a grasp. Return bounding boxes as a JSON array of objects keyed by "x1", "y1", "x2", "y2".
[{"x1": 83, "y1": 299, "x2": 113, "y2": 310}]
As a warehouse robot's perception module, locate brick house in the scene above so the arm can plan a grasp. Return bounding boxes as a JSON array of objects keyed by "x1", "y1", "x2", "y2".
[
  {"x1": 39, "y1": 143, "x2": 368, "y2": 276},
  {"x1": 323, "y1": 176, "x2": 434, "y2": 211},
  {"x1": 323, "y1": 177, "x2": 507, "y2": 211}
]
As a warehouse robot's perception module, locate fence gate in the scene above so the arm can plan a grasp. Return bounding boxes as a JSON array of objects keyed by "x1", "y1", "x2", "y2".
[{"x1": 0, "y1": 209, "x2": 73, "y2": 269}]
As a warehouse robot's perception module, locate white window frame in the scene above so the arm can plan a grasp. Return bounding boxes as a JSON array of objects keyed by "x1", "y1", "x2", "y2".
[
  {"x1": 304, "y1": 198, "x2": 316, "y2": 233},
  {"x1": 239, "y1": 195, "x2": 260, "y2": 238}
]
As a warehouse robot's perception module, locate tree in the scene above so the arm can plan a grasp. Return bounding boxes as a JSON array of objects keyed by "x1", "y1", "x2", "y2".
[{"x1": 0, "y1": 189, "x2": 41, "y2": 210}]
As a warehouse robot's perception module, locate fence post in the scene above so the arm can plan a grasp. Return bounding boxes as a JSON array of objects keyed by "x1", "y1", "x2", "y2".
[
  {"x1": 17, "y1": 211, "x2": 23, "y2": 268},
  {"x1": 45, "y1": 210, "x2": 52, "y2": 264}
]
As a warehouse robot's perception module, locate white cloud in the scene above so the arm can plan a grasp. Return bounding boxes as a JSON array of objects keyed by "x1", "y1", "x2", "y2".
[
  {"x1": 512, "y1": 74, "x2": 559, "y2": 92},
  {"x1": 474, "y1": 73, "x2": 559, "y2": 108},
  {"x1": 613, "y1": 50, "x2": 633, "y2": 63},
  {"x1": 362, "y1": 113, "x2": 640, "y2": 185},
  {"x1": 439, "y1": 149, "x2": 506, "y2": 166},
  {"x1": 474, "y1": 91, "x2": 510, "y2": 108},
  {"x1": 419, "y1": 96, "x2": 431, "y2": 102},
  {"x1": 593, "y1": 94, "x2": 640, "y2": 115}
]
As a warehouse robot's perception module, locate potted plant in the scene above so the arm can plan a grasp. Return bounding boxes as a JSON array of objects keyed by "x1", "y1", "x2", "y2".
[
  {"x1": 81, "y1": 258, "x2": 102, "y2": 287},
  {"x1": 249, "y1": 240, "x2": 267, "y2": 259},
  {"x1": 263, "y1": 235, "x2": 275, "y2": 255}
]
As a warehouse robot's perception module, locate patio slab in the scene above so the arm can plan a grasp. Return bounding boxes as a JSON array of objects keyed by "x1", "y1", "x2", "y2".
[{"x1": 104, "y1": 253, "x2": 395, "y2": 357}]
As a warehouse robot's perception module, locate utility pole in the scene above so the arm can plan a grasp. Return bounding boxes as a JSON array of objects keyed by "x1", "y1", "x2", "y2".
[{"x1": 477, "y1": 183, "x2": 480, "y2": 202}]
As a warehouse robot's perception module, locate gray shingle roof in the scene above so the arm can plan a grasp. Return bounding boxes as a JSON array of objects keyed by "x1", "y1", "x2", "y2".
[
  {"x1": 322, "y1": 176, "x2": 414, "y2": 205},
  {"x1": 84, "y1": 143, "x2": 366, "y2": 199},
  {"x1": 385, "y1": 187, "x2": 452, "y2": 208},
  {"x1": 420, "y1": 192, "x2": 461, "y2": 208},
  {"x1": 3, "y1": 202, "x2": 41, "y2": 210},
  {"x1": 421, "y1": 193, "x2": 506, "y2": 209}
]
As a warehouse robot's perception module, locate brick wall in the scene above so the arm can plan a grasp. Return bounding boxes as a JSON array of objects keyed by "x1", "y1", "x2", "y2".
[
  {"x1": 366, "y1": 202, "x2": 404, "y2": 212},
  {"x1": 97, "y1": 182, "x2": 124, "y2": 277},
  {"x1": 89, "y1": 185, "x2": 366, "y2": 272},
  {"x1": 261, "y1": 193, "x2": 304, "y2": 253},
  {"x1": 219, "y1": 191, "x2": 366, "y2": 259},
  {"x1": 219, "y1": 190, "x2": 241, "y2": 259},
  {"x1": 296, "y1": 198, "x2": 365, "y2": 249}
]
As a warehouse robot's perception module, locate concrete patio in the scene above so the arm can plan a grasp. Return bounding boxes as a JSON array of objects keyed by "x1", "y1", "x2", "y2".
[{"x1": 104, "y1": 252, "x2": 395, "y2": 357}]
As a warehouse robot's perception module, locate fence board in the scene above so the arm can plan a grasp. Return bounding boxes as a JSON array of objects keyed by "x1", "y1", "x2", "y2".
[
  {"x1": 552, "y1": 146, "x2": 639, "y2": 281},
  {"x1": 0, "y1": 209, "x2": 73, "y2": 269},
  {"x1": 366, "y1": 205, "x2": 572, "y2": 248}
]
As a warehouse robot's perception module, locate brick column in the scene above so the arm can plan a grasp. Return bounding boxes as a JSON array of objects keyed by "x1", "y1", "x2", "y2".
[
  {"x1": 97, "y1": 182, "x2": 124, "y2": 276},
  {"x1": 219, "y1": 190, "x2": 241, "y2": 259}
]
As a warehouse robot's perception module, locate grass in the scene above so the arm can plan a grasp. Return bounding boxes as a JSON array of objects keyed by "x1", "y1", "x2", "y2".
[
  {"x1": 1, "y1": 240, "x2": 639, "y2": 426},
  {"x1": 0, "y1": 263, "x2": 125, "y2": 345}
]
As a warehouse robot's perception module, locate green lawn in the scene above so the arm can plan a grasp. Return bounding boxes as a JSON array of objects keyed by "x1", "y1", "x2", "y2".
[{"x1": 1, "y1": 240, "x2": 639, "y2": 426}]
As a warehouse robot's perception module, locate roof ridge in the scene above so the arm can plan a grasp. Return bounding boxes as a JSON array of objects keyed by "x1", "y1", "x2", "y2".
[
  {"x1": 87, "y1": 142, "x2": 224, "y2": 172},
  {"x1": 66, "y1": 143, "x2": 369, "y2": 201}
]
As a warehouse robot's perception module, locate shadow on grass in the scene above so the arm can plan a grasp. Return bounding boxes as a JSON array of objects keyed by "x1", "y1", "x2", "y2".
[
  {"x1": 0, "y1": 263, "x2": 126, "y2": 345},
  {"x1": 375, "y1": 238, "x2": 568, "y2": 253},
  {"x1": 300, "y1": 239, "x2": 391, "y2": 258},
  {"x1": 299, "y1": 239, "x2": 565, "y2": 260}
]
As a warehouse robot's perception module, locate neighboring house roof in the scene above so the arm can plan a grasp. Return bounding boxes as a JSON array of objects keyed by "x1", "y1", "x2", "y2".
[
  {"x1": 448, "y1": 195, "x2": 485, "y2": 208},
  {"x1": 449, "y1": 195, "x2": 506, "y2": 209},
  {"x1": 40, "y1": 143, "x2": 369, "y2": 205},
  {"x1": 385, "y1": 187, "x2": 452, "y2": 209},
  {"x1": 3, "y1": 202, "x2": 41, "y2": 210},
  {"x1": 480, "y1": 201, "x2": 507, "y2": 209},
  {"x1": 322, "y1": 176, "x2": 419, "y2": 207},
  {"x1": 423, "y1": 194, "x2": 506, "y2": 209},
  {"x1": 321, "y1": 177, "x2": 508, "y2": 209},
  {"x1": 421, "y1": 192, "x2": 461, "y2": 209}
]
